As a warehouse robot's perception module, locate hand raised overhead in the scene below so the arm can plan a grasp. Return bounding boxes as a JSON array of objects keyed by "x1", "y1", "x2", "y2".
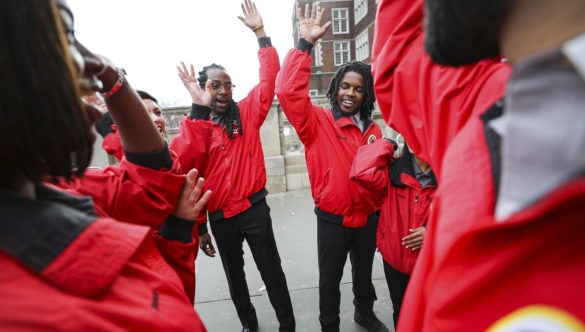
[
  {"x1": 238, "y1": 0, "x2": 266, "y2": 37},
  {"x1": 297, "y1": 3, "x2": 332, "y2": 44},
  {"x1": 177, "y1": 62, "x2": 212, "y2": 106}
]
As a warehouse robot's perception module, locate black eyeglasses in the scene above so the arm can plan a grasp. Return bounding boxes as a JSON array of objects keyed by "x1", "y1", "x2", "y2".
[{"x1": 210, "y1": 81, "x2": 235, "y2": 91}]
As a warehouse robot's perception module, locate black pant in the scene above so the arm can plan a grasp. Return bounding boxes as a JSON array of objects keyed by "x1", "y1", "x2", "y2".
[
  {"x1": 383, "y1": 261, "x2": 410, "y2": 328},
  {"x1": 210, "y1": 199, "x2": 295, "y2": 331},
  {"x1": 317, "y1": 218, "x2": 378, "y2": 332}
]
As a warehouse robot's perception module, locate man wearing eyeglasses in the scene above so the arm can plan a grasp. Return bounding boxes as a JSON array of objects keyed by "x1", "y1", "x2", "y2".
[{"x1": 170, "y1": 1, "x2": 294, "y2": 331}]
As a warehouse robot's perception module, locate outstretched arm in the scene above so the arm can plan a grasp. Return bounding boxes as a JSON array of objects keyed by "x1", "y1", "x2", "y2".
[
  {"x1": 275, "y1": 3, "x2": 331, "y2": 143},
  {"x1": 236, "y1": 0, "x2": 281, "y2": 128}
]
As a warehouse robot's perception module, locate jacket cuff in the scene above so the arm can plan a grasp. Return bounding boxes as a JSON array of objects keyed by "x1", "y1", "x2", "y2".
[
  {"x1": 94, "y1": 112, "x2": 115, "y2": 137},
  {"x1": 296, "y1": 38, "x2": 314, "y2": 54},
  {"x1": 159, "y1": 214, "x2": 195, "y2": 244},
  {"x1": 258, "y1": 37, "x2": 272, "y2": 48},
  {"x1": 190, "y1": 103, "x2": 212, "y2": 120},
  {"x1": 383, "y1": 138, "x2": 398, "y2": 151},
  {"x1": 125, "y1": 142, "x2": 173, "y2": 170},
  {"x1": 197, "y1": 223, "x2": 208, "y2": 236}
]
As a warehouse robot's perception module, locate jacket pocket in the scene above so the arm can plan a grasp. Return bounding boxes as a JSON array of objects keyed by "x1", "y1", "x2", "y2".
[{"x1": 315, "y1": 168, "x2": 330, "y2": 204}]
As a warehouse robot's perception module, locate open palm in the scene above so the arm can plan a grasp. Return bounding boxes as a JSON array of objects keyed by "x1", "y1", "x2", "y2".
[
  {"x1": 238, "y1": 0, "x2": 263, "y2": 29},
  {"x1": 297, "y1": 3, "x2": 332, "y2": 43},
  {"x1": 177, "y1": 62, "x2": 211, "y2": 106}
]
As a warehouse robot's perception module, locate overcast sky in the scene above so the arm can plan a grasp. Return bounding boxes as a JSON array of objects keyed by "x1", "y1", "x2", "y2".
[{"x1": 68, "y1": 0, "x2": 296, "y2": 106}]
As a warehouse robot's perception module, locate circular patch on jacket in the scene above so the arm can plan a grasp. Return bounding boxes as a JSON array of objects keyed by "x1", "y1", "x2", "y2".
[
  {"x1": 487, "y1": 305, "x2": 585, "y2": 332},
  {"x1": 367, "y1": 135, "x2": 377, "y2": 144}
]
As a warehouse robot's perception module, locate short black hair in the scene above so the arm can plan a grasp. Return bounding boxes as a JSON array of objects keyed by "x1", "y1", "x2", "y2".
[{"x1": 136, "y1": 90, "x2": 158, "y2": 104}]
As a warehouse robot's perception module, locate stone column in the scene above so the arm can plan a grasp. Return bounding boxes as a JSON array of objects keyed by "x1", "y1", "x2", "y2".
[{"x1": 259, "y1": 100, "x2": 286, "y2": 193}]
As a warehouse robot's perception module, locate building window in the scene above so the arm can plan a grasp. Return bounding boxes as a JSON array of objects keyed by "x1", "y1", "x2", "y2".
[
  {"x1": 314, "y1": 41, "x2": 323, "y2": 67},
  {"x1": 332, "y1": 8, "x2": 349, "y2": 34},
  {"x1": 334, "y1": 41, "x2": 351, "y2": 66},
  {"x1": 355, "y1": 29, "x2": 369, "y2": 61},
  {"x1": 309, "y1": 89, "x2": 319, "y2": 97},
  {"x1": 354, "y1": 0, "x2": 368, "y2": 24}
]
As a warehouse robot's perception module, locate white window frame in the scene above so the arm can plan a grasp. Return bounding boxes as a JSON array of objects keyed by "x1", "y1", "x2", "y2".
[
  {"x1": 333, "y1": 41, "x2": 351, "y2": 66},
  {"x1": 354, "y1": 0, "x2": 368, "y2": 24},
  {"x1": 331, "y1": 8, "x2": 349, "y2": 34},
  {"x1": 355, "y1": 29, "x2": 369, "y2": 61},
  {"x1": 313, "y1": 41, "x2": 323, "y2": 67}
]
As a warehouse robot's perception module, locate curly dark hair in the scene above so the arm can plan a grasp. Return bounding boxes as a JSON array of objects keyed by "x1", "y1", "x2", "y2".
[
  {"x1": 326, "y1": 60, "x2": 376, "y2": 120},
  {"x1": 197, "y1": 63, "x2": 243, "y2": 139},
  {"x1": 196, "y1": 63, "x2": 225, "y2": 89}
]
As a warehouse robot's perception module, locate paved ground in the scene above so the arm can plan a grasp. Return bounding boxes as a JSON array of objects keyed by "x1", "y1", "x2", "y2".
[{"x1": 194, "y1": 188, "x2": 395, "y2": 332}]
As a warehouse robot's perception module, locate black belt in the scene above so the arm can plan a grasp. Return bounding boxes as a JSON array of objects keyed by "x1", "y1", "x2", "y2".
[
  {"x1": 314, "y1": 206, "x2": 380, "y2": 225},
  {"x1": 208, "y1": 188, "x2": 269, "y2": 222}
]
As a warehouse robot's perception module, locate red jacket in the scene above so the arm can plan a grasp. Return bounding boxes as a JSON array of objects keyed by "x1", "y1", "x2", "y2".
[
  {"x1": 350, "y1": 139, "x2": 436, "y2": 275},
  {"x1": 171, "y1": 45, "x2": 279, "y2": 220},
  {"x1": 59, "y1": 157, "x2": 186, "y2": 229},
  {"x1": 372, "y1": 0, "x2": 585, "y2": 331},
  {"x1": 57, "y1": 154, "x2": 204, "y2": 297},
  {"x1": 102, "y1": 126, "x2": 212, "y2": 179},
  {"x1": 97, "y1": 127, "x2": 210, "y2": 243},
  {"x1": 276, "y1": 48, "x2": 383, "y2": 228},
  {"x1": 0, "y1": 186, "x2": 206, "y2": 331},
  {"x1": 101, "y1": 126, "x2": 124, "y2": 161},
  {"x1": 371, "y1": 0, "x2": 510, "y2": 180}
]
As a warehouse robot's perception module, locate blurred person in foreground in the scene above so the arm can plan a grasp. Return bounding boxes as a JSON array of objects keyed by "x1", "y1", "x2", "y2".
[
  {"x1": 371, "y1": 0, "x2": 585, "y2": 330},
  {"x1": 0, "y1": 0, "x2": 209, "y2": 330}
]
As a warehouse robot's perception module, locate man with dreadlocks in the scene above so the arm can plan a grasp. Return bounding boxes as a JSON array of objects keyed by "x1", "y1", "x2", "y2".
[
  {"x1": 275, "y1": 3, "x2": 388, "y2": 332},
  {"x1": 170, "y1": 1, "x2": 294, "y2": 331}
]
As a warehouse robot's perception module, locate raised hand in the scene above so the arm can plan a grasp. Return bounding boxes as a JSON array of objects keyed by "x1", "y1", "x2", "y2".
[
  {"x1": 177, "y1": 62, "x2": 212, "y2": 106},
  {"x1": 297, "y1": 3, "x2": 332, "y2": 44},
  {"x1": 237, "y1": 0, "x2": 263, "y2": 32}
]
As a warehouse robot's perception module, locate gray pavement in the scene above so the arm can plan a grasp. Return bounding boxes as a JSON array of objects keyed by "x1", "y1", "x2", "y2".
[{"x1": 195, "y1": 188, "x2": 395, "y2": 332}]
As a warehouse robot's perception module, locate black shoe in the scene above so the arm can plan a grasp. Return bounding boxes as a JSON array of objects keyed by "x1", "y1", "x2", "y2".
[{"x1": 354, "y1": 310, "x2": 389, "y2": 332}]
